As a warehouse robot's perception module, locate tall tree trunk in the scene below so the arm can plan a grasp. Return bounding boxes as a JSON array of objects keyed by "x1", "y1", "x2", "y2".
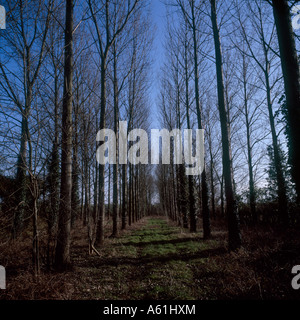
[
  {"x1": 183, "y1": 31, "x2": 197, "y2": 232},
  {"x1": 265, "y1": 68, "x2": 288, "y2": 225},
  {"x1": 112, "y1": 45, "x2": 119, "y2": 237},
  {"x1": 177, "y1": 42, "x2": 188, "y2": 229},
  {"x1": 190, "y1": 3, "x2": 211, "y2": 238},
  {"x1": 54, "y1": 0, "x2": 74, "y2": 270},
  {"x1": 92, "y1": 156, "x2": 98, "y2": 241},
  {"x1": 178, "y1": 164, "x2": 188, "y2": 228},
  {"x1": 47, "y1": 69, "x2": 60, "y2": 267},
  {"x1": 83, "y1": 119, "x2": 89, "y2": 230},
  {"x1": 96, "y1": 58, "x2": 107, "y2": 245},
  {"x1": 132, "y1": 167, "x2": 136, "y2": 223},
  {"x1": 28, "y1": 125, "x2": 39, "y2": 276},
  {"x1": 185, "y1": 73, "x2": 196, "y2": 232},
  {"x1": 220, "y1": 174, "x2": 225, "y2": 217},
  {"x1": 128, "y1": 163, "x2": 132, "y2": 226},
  {"x1": 121, "y1": 163, "x2": 127, "y2": 229},
  {"x1": 210, "y1": 0, "x2": 241, "y2": 250},
  {"x1": 93, "y1": 119, "x2": 99, "y2": 226},
  {"x1": 242, "y1": 55, "x2": 257, "y2": 224},
  {"x1": 81, "y1": 156, "x2": 85, "y2": 224},
  {"x1": 135, "y1": 166, "x2": 138, "y2": 221},
  {"x1": 107, "y1": 164, "x2": 111, "y2": 220},
  {"x1": 207, "y1": 126, "x2": 216, "y2": 219},
  {"x1": 245, "y1": 107, "x2": 256, "y2": 225},
  {"x1": 272, "y1": 0, "x2": 300, "y2": 205},
  {"x1": 188, "y1": 176, "x2": 197, "y2": 232},
  {"x1": 13, "y1": 111, "x2": 29, "y2": 238},
  {"x1": 32, "y1": 189, "x2": 40, "y2": 276},
  {"x1": 71, "y1": 91, "x2": 79, "y2": 228},
  {"x1": 170, "y1": 138, "x2": 177, "y2": 223},
  {"x1": 93, "y1": 110, "x2": 99, "y2": 228}
]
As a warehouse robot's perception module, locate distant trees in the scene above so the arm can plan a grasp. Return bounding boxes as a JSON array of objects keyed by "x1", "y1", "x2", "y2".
[
  {"x1": 0, "y1": 0, "x2": 154, "y2": 273},
  {"x1": 157, "y1": 0, "x2": 212, "y2": 237},
  {"x1": 176, "y1": 0, "x2": 211, "y2": 237},
  {"x1": 238, "y1": 52, "x2": 258, "y2": 224},
  {"x1": 157, "y1": 0, "x2": 300, "y2": 247},
  {"x1": 233, "y1": 0, "x2": 288, "y2": 225},
  {"x1": 1, "y1": 0, "x2": 300, "y2": 276},
  {"x1": 88, "y1": 0, "x2": 141, "y2": 245}
]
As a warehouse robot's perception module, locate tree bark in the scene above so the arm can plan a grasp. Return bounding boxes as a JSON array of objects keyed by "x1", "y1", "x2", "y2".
[
  {"x1": 112, "y1": 44, "x2": 119, "y2": 237},
  {"x1": 96, "y1": 59, "x2": 107, "y2": 245},
  {"x1": 71, "y1": 79, "x2": 80, "y2": 228},
  {"x1": 210, "y1": 0, "x2": 241, "y2": 250},
  {"x1": 121, "y1": 163, "x2": 127, "y2": 229},
  {"x1": 190, "y1": 1, "x2": 211, "y2": 238},
  {"x1": 272, "y1": 0, "x2": 300, "y2": 205},
  {"x1": 47, "y1": 67, "x2": 60, "y2": 267},
  {"x1": 54, "y1": 0, "x2": 74, "y2": 270},
  {"x1": 13, "y1": 114, "x2": 29, "y2": 238}
]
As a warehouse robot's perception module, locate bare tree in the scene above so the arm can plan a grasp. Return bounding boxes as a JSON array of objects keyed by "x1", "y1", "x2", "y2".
[
  {"x1": 210, "y1": 0, "x2": 241, "y2": 250},
  {"x1": 234, "y1": 0, "x2": 288, "y2": 225},
  {"x1": 0, "y1": 0, "x2": 53, "y2": 238},
  {"x1": 54, "y1": 0, "x2": 74, "y2": 270},
  {"x1": 272, "y1": 0, "x2": 300, "y2": 206},
  {"x1": 175, "y1": 0, "x2": 211, "y2": 236},
  {"x1": 88, "y1": 0, "x2": 140, "y2": 244}
]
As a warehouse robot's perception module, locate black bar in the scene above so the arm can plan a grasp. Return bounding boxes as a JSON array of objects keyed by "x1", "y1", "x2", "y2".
[{"x1": 0, "y1": 300, "x2": 299, "y2": 319}]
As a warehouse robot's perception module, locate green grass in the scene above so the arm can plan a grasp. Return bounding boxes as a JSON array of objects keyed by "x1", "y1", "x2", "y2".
[
  {"x1": 3, "y1": 215, "x2": 299, "y2": 300},
  {"x1": 72, "y1": 217, "x2": 213, "y2": 300},
  {"x1": 101, "y1": 217, "x2": 219, "y2": 300}
]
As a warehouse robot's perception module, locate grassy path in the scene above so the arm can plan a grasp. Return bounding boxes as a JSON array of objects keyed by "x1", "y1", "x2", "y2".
[
  {"x1": 2, "y1": 215, "x2": 300, "y2": 299},
  {"x1": 72, "y1": 217, "x2": 224, "y2": 300}
]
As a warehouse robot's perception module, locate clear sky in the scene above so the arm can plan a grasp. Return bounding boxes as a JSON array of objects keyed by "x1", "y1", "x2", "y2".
[{"x1": 149, "y1": 0, "x2": 167, "y2": 129}]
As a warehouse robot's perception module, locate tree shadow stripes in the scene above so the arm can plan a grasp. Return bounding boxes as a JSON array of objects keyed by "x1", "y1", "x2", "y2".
[
  {"x1": 113, "y1": 237, "x2": 203, "y2": 248},
  {"x1": 88, "y1": 247, "x2": 227, "y2": 268}
]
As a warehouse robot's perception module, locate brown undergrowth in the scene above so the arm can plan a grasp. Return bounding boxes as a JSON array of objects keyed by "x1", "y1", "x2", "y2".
[{"x1": 0, "y1": 216, "x2": 300, "y2": 300}]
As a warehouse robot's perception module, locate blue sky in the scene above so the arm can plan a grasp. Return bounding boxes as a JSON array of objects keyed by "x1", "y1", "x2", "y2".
[{"x1": 149, "y1": 0, "x2": 167, "y2": 129}]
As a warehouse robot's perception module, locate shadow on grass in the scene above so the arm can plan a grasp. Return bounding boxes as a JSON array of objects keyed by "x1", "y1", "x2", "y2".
[
  {"x1": 125, "y1": 230, "x2": 177, "y2": 237},
  {"x1": 115, "y1": 237, "x2": 204, "y2": 248},
  {"x1": 88, "y1": 247, "x2": 227, "y2": 268}
]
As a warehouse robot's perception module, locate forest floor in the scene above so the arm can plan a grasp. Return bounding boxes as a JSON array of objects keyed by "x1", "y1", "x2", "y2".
[{"x1": 1, "y1": 216, "x2": 300, "y2": 300}]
